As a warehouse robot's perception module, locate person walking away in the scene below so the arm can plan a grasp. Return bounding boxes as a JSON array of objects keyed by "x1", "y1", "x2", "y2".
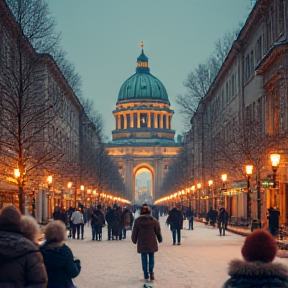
[
  {"x1": 80, "y1": 207, "x2": 87, "y2": 240},
  {"x1": 67, "y1": 207, "x2": 74, "y2": 239},
  {"x1": 0, "y1": 205, "x2": 47, "y2": 287},
  {"x1": 91, "y1": 205, "x2": 105, "y2": 241},
  {"x1": 105, "y1": 206, "x2": 115, "y2": 240},
  {"x1": 52, "y1": 206, "x2": 61, "y2": 220},
  {"x1": 166, "y1": 207, "x2": 183, "y2": 245},
  {"x1": 122, "y1": 207, "x2": 134, "y2": 239},
  {"x1": 218, "y1": 207, "x2": 229, "y2": 236},
  {"x1": 40, "y1": 220, "x2": 81, "y2": 288},
  {"x1": 115, "y1": 205, "x2": 123, "y2": 240},
  {"x1": 131, "y1": 206, "x2": 162, "y2": 282},
  {"x1": 222, "y1": 229, "x2": 288, "y2": 287},
  {"x1": 71, "y1": 208, "x2": 83, "y2": 239},
  {"x1": 186, "y1": 206, "x2": 194, "y2": 230}
]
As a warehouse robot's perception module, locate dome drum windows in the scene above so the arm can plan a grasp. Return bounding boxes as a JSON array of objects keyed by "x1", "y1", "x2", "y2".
[{"x1": 140, "y1": 113, "x2": 148, "y2": 128}]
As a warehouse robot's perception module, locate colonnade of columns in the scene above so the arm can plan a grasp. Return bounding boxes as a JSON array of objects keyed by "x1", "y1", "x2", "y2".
[{"x1": 115, "y1": 111, "x2": 172, "y2": 130}]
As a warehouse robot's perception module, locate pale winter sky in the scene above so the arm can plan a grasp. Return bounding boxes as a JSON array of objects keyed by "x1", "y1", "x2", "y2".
[{"x1": 48, "y1": 0, "x2": 252, "y2": 140}]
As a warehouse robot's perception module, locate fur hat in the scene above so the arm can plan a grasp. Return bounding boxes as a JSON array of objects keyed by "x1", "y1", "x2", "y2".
[
  {"x1": 241, "y1": 229, "x2": 277, "y2": 263},
  {"x1": 0, "y1": 205, "x2": 21, "y2": 233}
]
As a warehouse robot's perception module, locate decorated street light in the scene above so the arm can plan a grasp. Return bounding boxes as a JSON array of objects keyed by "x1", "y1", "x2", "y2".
[
  {"x1": 245, "y1": 165, "x2": 253, "y2": 222},
  {"x1": 208, "y1": 180, "x2": 213, "y2": 209},
  {"x1": 197, "y1": 183, "x2": 201, "y2": 217},
  {"x1": 270, "y1": 153, "x2": 280, "y2": 189}
]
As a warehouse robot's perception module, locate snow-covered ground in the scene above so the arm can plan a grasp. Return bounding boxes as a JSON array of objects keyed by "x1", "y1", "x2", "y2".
[{"x1": 66, "y1": 216, "x2": 288, "y2": 288}]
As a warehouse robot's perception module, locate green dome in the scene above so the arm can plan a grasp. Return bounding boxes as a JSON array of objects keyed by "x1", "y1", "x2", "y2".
[{"x1": 117, "y1": 48, "x2": 170, "y2": 105}]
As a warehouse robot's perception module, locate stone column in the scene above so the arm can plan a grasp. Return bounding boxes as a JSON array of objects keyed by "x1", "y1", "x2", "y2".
[
  {"x1": 125, "y1": 158, "x2": 134, "y2": 200},
  {"x1": 137, "y1": 112, "x2": 140, "y2": 128},
  {"x1": 160, "y1": 114, "x2": 163, "y2": 129},
  {"x1": 148, "y1": 112, "x2": 151, "y2": 128},
  {"x1": 131, "y1": 113, "x2": 134, "y2": 128},
  {"x1": 124, "y1": 114, "x2": 127, "y2": 129},
  {"x1": 154, "y1": 157, "x2": 163, "y2": 200},
  {"x1": 155, "y1": 113, "x2": 158, "y2": 128}
]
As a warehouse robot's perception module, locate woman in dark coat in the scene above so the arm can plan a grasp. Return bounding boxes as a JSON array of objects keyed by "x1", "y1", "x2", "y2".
[
  {"x1": 0, "y1": 205, "x2": 47, "y2": 287},
  {"x1": 131, "y1": 205, "x2": 162, "y2": 281},
  {"x1": 166, "y1": 207, "x2": 183, "y2": 245},
  {"x1": 40, "y1": 220, "x2": 81, "y2": 288},
  {"x1": 222, "y1": 229, "x2": 288, "y2": 287}
]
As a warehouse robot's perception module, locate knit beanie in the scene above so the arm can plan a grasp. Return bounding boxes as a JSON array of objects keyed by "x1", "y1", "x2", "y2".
[
  {"x1": 0, "y1": 205, "x2": 21, "y2": 233},
  {"x1": 241, "y1": 229, "x2": 277, "y2": 263},
  {"x1": 140, "y1": 206, "x2": 151, "y2": 215}
]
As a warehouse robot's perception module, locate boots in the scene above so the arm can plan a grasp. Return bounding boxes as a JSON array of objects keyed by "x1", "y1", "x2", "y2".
[{"x1": 149, "y1": 271, "x2": 154, "y2": 281}]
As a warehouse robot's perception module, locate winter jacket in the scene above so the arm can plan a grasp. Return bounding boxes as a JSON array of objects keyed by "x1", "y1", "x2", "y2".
[
  {"x1": 166, "y1": 208, "x2": 183, "y2": 230},
  {"x1": 222, "y1": 259, "x2": 288, "y2": 287},
  {"x1": 71, "y1": 211, "x2": 83, "y2": 225},
  {"x1": 91, "y1": 209, "x2": 105, "y2": 226},
  {"x1": 0, "y1": 231, "x2": 47, "y2": 287},
  {"x1": 122, "y1": 209, "x2": 133, "y2": 228},
  {"x1": 219, "y1": 208, "x2": 228, "y2": 221},
  {"x1": 131, "y1": 214, "x2": 162, "y2": 253},
  {"x1": 105, "y1": 208, "x2": 117, "y2": 226},
  {"x1": 40, "y1": 242, "x2": 81, "y2": 288}
]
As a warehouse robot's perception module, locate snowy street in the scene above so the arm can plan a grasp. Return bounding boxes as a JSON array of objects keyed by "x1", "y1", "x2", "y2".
[{"x1": 67, "y1": 216, "x2": 288, "y2": 288}]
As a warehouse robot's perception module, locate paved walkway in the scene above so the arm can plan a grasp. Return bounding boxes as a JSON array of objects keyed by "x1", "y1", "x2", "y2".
[{"x1": 67, "y1": 217, "x2": 288, "y2": 288}]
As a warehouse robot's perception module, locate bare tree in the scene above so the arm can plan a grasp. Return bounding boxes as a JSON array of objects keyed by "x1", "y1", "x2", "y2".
[
  {"x1": 7, "y1": 0, "x2": 83, "y2": 97},
  {"x1": 0, "y1": 1, "x2": 68, "y2": 213},
  {"x1": 177, "y1": 29, "x2": 241, "y2": 130}
]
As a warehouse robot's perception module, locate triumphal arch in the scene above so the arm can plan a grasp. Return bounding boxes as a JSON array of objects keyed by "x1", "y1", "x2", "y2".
[{"x1": 105, "y1": 43, "x2": 181, "y2": 203}]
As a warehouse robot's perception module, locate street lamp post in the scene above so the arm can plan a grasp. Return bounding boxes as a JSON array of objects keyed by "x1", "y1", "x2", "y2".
[
  {"x1": 270, "y1": 154, "x2": 280, "y2": 189},
  {"x1": 67, "y1": 181, "x2": 73, "y2": 208},
  {"x1": 208, "y1": 180, "x2": 213, "y2": 209},
  {"x1": 256, "y1": 179, "x2": 261, "y2": 228},
  {"x1": 191, "y1": 185, "x2": 195, "y2": 211},
  {"x1": 245, "y1": 165, "x2": 253, "y2": 223},
  {"x1": 80, "y1": 185, "x2": 85, "y2": 207},
  {"x1": 270, "y1": 153, "x2": 280, "y2": 207},
  {"x1": 220, "y1": 174, "x2": 227, "y2": 208},
  {"x1": 197, "y1": 183, "x2": 201, "y2": 218}
]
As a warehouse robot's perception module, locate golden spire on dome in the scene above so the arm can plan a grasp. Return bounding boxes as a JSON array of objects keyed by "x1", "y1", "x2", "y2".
[{"x1": 140, "y1": 41, "x2": 144, "y2": 49}]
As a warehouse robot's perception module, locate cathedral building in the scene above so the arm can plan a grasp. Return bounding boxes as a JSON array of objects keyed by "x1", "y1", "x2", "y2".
[{"x1": 106, "y1": 43, "x2": 181, "y2": 203}]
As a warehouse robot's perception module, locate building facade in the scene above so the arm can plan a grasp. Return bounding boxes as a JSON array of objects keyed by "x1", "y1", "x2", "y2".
[
  {"x1": 0, "y1": 0, "x2": 125, "y2": 221},
  {"x1": 106, "y1": 44, "x2": 181, "y2": 203},
  {"x1": 190, "y1": 0, "x2": 288, "y2": 226}
]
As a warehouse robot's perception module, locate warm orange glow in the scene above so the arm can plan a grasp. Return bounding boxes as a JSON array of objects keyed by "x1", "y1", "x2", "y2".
[
  {"x1": 221, "y1": 174, "x2": 227, "y2": 182},
  {"x1": 87, "y1": 189, "x2": 91, "y2": 194},
  {"x1": 80, "y1": 185, "x2": 84, "y2": 191},
  {"x1": 197, "y1": 183, "x2": 201, "y2": 189},
  {"x1": 271, "y1": 153, "x2": 280, "y2": 167},
  {"x1": 47, "y1": 175, "x2": 53, "y2": 185},
  {"x1": 208, "y1": 180, "x2": 213, "y2": 186},
  {"x1": 191, "y1": 185, "x2": 195, "y2": 192},
  {"x1": 245, "y1": 165, "x2": 253, "y2": 175},
  {"x1": 14, "y1": 168, "x2": 20, "y2": 178},
  {"x1": 67, "y1": 182, "x2": 72, "y2": 189}
]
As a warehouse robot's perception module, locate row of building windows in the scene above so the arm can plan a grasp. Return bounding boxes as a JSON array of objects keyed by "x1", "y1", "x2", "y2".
[{"x1": 116, "y1": 112, "x2": 171, "y2": 130}]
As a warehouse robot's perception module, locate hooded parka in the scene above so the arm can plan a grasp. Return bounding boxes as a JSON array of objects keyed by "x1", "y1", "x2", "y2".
[
  {"x1": 222, "y1": 259, "x2": 288, "y2": 287},
  {"x1": 0, "y1": 231, "x2": 47, "y2": 287},
  {"x1": 40, "y1": 242, "x2": 81, "y2": 288}
]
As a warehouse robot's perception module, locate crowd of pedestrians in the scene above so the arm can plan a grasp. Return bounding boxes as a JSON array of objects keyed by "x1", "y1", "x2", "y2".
[{"x1": 1, "y1": 203, "x2": 288, "y2": 287}]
